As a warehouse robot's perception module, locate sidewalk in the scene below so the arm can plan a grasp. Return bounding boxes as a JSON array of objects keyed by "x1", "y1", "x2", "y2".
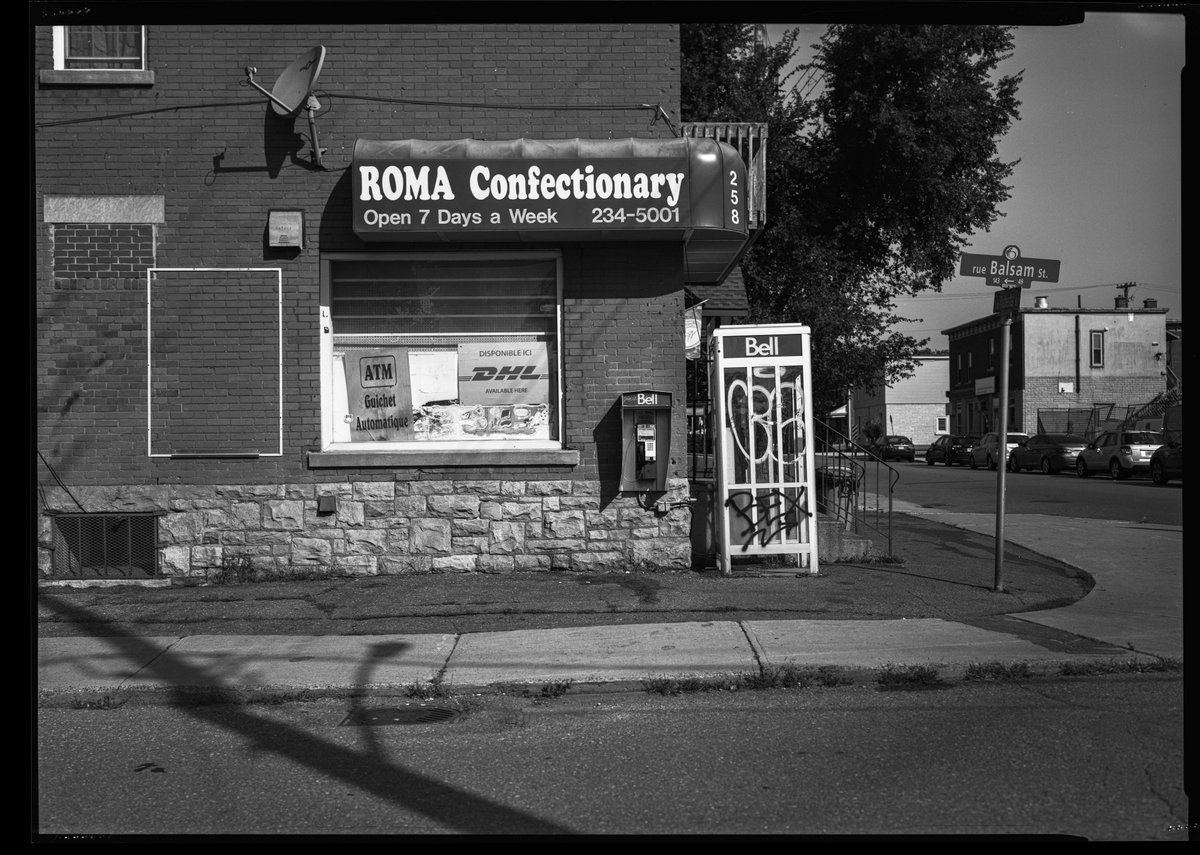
[{"x1": 36, "y1": 504, "x2": 1183, "y2": 705}]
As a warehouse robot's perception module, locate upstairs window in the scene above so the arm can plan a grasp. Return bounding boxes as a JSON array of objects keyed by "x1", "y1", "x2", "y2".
[
  {"x1": 1090, "y1": 330, "x2": 1105, "y2": 367},
  {"x1": 988, "y1": 338, "x2": 995, "y2": 370},
  {"x1": 55, "y1": 26, "x2": 145, "y2": 69},
  {"x1": 44, "y1": 26, "x2": 152, "y2": 85}
]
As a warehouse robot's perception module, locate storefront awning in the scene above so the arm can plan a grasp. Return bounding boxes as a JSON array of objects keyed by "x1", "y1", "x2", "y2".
[{"x1": 351, "y1": 137, "x2": 751, "y2": 284}]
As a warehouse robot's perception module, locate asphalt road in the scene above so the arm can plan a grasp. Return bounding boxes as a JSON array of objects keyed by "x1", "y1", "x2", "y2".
[
  {"x1": 36, "y1": 674, "x2": 1187, "y2": 838},
  {"x1": 877, "y1": 458, "x2": 1182, "y2": 526}
]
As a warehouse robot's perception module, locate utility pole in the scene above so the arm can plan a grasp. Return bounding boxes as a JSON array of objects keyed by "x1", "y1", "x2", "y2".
[{"x1": 1116, "y1": 281, "x2": 1137, "y2": 305}]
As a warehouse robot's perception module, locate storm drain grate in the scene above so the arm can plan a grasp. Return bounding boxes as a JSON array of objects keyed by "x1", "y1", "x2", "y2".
[{"x1": 339, "y1": 705, "x2": 461, "y2": 726}]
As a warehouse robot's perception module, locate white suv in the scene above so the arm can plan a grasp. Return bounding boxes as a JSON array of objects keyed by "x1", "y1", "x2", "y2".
[{"x1": 1076, "y1": 430, "x2": 1163, "y2": 480}]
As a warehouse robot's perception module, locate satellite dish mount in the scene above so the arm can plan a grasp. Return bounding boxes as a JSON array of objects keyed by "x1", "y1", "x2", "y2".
[{"x1": 245, "y1": 45, "x2": 328, "y2": 169}]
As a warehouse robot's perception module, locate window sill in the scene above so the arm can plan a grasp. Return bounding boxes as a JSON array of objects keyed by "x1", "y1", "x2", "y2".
[
  {"x1": 307, "y1": 449, "x2": 580, "y2": 469},
  {"x1": 40, "y1": 69, "x2": 155, "y2": 86}
]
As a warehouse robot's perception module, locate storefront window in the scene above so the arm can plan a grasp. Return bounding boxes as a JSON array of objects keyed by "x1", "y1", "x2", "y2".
[{"x1": 321, "y1": 252, "x2": 561, "y2": 450}]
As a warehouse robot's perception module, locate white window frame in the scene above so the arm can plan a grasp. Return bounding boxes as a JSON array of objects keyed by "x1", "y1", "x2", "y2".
[
  {"x1": 53, "y1": 25, "x2": 147, "y2": 70},
  {"x1": 147, "y1": 267, "x2": 284, "y2": 458},
  {"x1": 318, "y1": 251, "x2": 565, "y2": 454},
  {"x1": 1090, "y1": 330, "x2": 1105, "y2": 367}
]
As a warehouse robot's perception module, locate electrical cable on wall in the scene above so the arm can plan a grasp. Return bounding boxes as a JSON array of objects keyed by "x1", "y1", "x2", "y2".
[
  {"x1": 35, "y1": 90, "x2": 681, "y2": 134},
  {"x1": 37, "y1": 450, "x2": 88, "y2": 513}
]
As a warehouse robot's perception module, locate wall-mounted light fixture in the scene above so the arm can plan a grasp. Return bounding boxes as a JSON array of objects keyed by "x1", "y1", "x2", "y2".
[{"x1": 268, "y1": 209, "x2": 304, "y2": 248}]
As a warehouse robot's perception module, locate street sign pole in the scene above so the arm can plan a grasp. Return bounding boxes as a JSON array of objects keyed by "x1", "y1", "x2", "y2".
[
  {"x1": 957, "y1": 247, "x2": 1060, "y2": 594},
  {"x1": 993, "y1": 310, "x2": 1012, "y2": 592}
]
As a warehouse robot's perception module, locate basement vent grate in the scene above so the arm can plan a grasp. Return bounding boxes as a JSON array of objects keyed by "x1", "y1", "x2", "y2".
[
  {"x1": 339, "y1": 705, "x2": 461, "y2": 726},
  {"x1": 49, "y1": 513, "x2": 159, "y2": 579}
]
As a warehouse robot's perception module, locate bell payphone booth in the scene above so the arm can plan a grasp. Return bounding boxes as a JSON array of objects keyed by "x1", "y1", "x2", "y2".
[
  {"x1": 709, "y1": 324, "x2": 818, "y2": 574},
  {"x1": 620, "y1": 389, "x2": 671, "y2": 492}
]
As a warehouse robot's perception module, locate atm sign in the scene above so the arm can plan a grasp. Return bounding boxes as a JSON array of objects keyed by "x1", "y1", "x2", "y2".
[{"x1": 725, "y1": 334, "x2": 805, "y2": 359}]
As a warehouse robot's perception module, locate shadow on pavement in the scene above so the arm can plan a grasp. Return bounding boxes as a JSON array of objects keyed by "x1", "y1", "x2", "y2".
[{"x1": 37, "y1": 593, "x2": 572, "y2": 835}]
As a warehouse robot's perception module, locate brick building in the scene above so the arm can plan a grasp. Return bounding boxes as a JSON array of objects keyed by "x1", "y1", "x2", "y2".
[
  {"x1": 852, "y1": 356, "x2": 950, "y2": 448},
  {"x1": 943, "y1": 296, "x2": 1169, "y2": 438},
  {"x1": 34, "y1": 22, "x2": 756, "y2": 579}
]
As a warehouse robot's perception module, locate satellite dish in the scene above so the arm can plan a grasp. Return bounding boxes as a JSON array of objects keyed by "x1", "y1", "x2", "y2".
[
  {"x1": 269, "y1": 45, "x2": 325, "y2": 116},
  {"x1": 244, "y1": 46, "x2": 328, "y2": 169}
]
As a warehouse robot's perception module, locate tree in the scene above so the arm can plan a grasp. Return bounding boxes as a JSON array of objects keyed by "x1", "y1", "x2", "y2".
[{"x1": 681, "y1": 23, "x2": 1022, "y2": 415}]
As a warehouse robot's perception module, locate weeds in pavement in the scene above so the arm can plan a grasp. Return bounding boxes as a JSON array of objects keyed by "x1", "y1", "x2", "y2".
[
  {"x1": 404, "y1": 677, "x2": 449, "y2": 699},
  {"x1": 964, "y1": 661, "x2": 1034, "y2": 682},
  {"x1": 535, "y1": 680, "x2": 572, "y2": 698},
  {"x1": 644, "y1": 665, "x2": 856, "y2": 695},
  {"x1": 71, "y1": 694, "x2": 126, "y2": 710},
  {"x1": 201, "y1": 556, "x2": 336, "y2": 585},
  {"x1": 813, "y1": 665, "x2": 856, "y2": 686},
  {"x1": 1059, "y1": 658, "x2": 1183, "y2": 677},
  {"x1": 504, "y1": 680, "x2": 574, "y2": 699},
  {"x1": 204, "y1": 554, "x2": 256, "y2": 585},
  {"x1": 876, "y1": 664, "x2": 945, "y2": 690},
  {"x1": 742, "y1": 664, "x2": 855, "y2": 689},
  {"x1": 643, "y1": 675, "x2": 722, "y2": 695}
]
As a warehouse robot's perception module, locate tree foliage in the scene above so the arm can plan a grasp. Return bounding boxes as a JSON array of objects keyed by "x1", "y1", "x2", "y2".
[{"x1": 681, "y1": 23, "x2": 1022, "y2": 413}]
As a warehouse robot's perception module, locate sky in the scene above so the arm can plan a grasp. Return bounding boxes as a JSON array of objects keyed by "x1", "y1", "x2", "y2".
[{"x1": 765, "y1": 10, "x2": 1185, "y2": 351}]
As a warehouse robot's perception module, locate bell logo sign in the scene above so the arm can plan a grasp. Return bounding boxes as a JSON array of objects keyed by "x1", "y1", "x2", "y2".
[{"x1": 744, "y1": 336, "x2": 778, "y2": 357}]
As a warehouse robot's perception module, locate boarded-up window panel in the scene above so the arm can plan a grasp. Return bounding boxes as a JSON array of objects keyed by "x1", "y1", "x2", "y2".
[{"x1": 149, "y1": 269, "x2": 281, "y2": 456}]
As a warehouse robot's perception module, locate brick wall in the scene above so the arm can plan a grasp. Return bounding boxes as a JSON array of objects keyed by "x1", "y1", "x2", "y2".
[{"x1": 35, "y1": 24, "x2": 693, "y2": 574}]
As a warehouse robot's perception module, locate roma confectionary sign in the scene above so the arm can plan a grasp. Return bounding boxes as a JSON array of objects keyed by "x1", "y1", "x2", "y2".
[
  {"x1": 353, "y1": 158, "x2": 695, "y2": 236},
  {"x1": 349, "y1": 136, "x2": 751, "y2": 245}
]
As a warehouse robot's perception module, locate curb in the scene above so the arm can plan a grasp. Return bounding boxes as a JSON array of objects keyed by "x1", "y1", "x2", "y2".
[{"x1": 36, "y1": 653, "x2": 1179, "y2": 710}]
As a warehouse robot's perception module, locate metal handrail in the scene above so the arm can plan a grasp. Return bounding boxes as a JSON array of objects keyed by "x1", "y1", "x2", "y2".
[{"x1": 813, "y1": 417, "x2": 899, "y2": 556}]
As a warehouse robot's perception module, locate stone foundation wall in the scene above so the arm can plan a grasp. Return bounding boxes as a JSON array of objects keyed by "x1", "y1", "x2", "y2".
[{"x1": 37, "y1": 478, "x2": 694, "y2": 578}]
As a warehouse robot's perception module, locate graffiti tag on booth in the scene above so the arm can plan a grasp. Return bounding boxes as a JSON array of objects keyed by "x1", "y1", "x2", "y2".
[
  {"x1": 724, "y1": 362, "x2": 809, "y2": 537},
  {"x1": 343, "y1": 348, "x2": 415, "y2": 441}
]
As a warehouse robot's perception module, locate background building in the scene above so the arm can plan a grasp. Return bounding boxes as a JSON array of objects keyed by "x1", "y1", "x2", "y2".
[
  {"x1": 853, "y1": 356, "x2": 950, "y2": 448},
  {"x1": 943, "y1": 294, "x2": 1171, "y2": 438}
]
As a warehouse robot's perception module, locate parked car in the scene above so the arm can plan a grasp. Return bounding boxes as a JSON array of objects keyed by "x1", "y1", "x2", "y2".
[
  {"x1": 954, "y1": 435, "x2": 981, "y2": 466},
  {"x1": 1076, "y1": 430, "x2": 1164, "y2": 480},
  {"x1": 969, "y1": 431, "x2": 1030, "y2": 470},
  {"x1": 924, "y1": 434, "x2": 974, "y2": 466},
  {"x1": 870, "y1": 435, "x2": 916, "y2": 462},
  {"x1": 1006, "y1": 433, "x2": 1089, "y2": 474},
  {"x1": 1149, "y1": 438, "x2": 1183, "y2": 485}
]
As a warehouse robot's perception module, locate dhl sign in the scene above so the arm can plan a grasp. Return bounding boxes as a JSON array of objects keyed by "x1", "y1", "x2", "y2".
[{"x1": 457, "y1": 341, "x2": 550, "y2": 406}]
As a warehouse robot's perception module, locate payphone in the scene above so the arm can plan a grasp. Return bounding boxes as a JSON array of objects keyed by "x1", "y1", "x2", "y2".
[{"x1": 619, "y1": 390, "x2": 671, "y2": 492}]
